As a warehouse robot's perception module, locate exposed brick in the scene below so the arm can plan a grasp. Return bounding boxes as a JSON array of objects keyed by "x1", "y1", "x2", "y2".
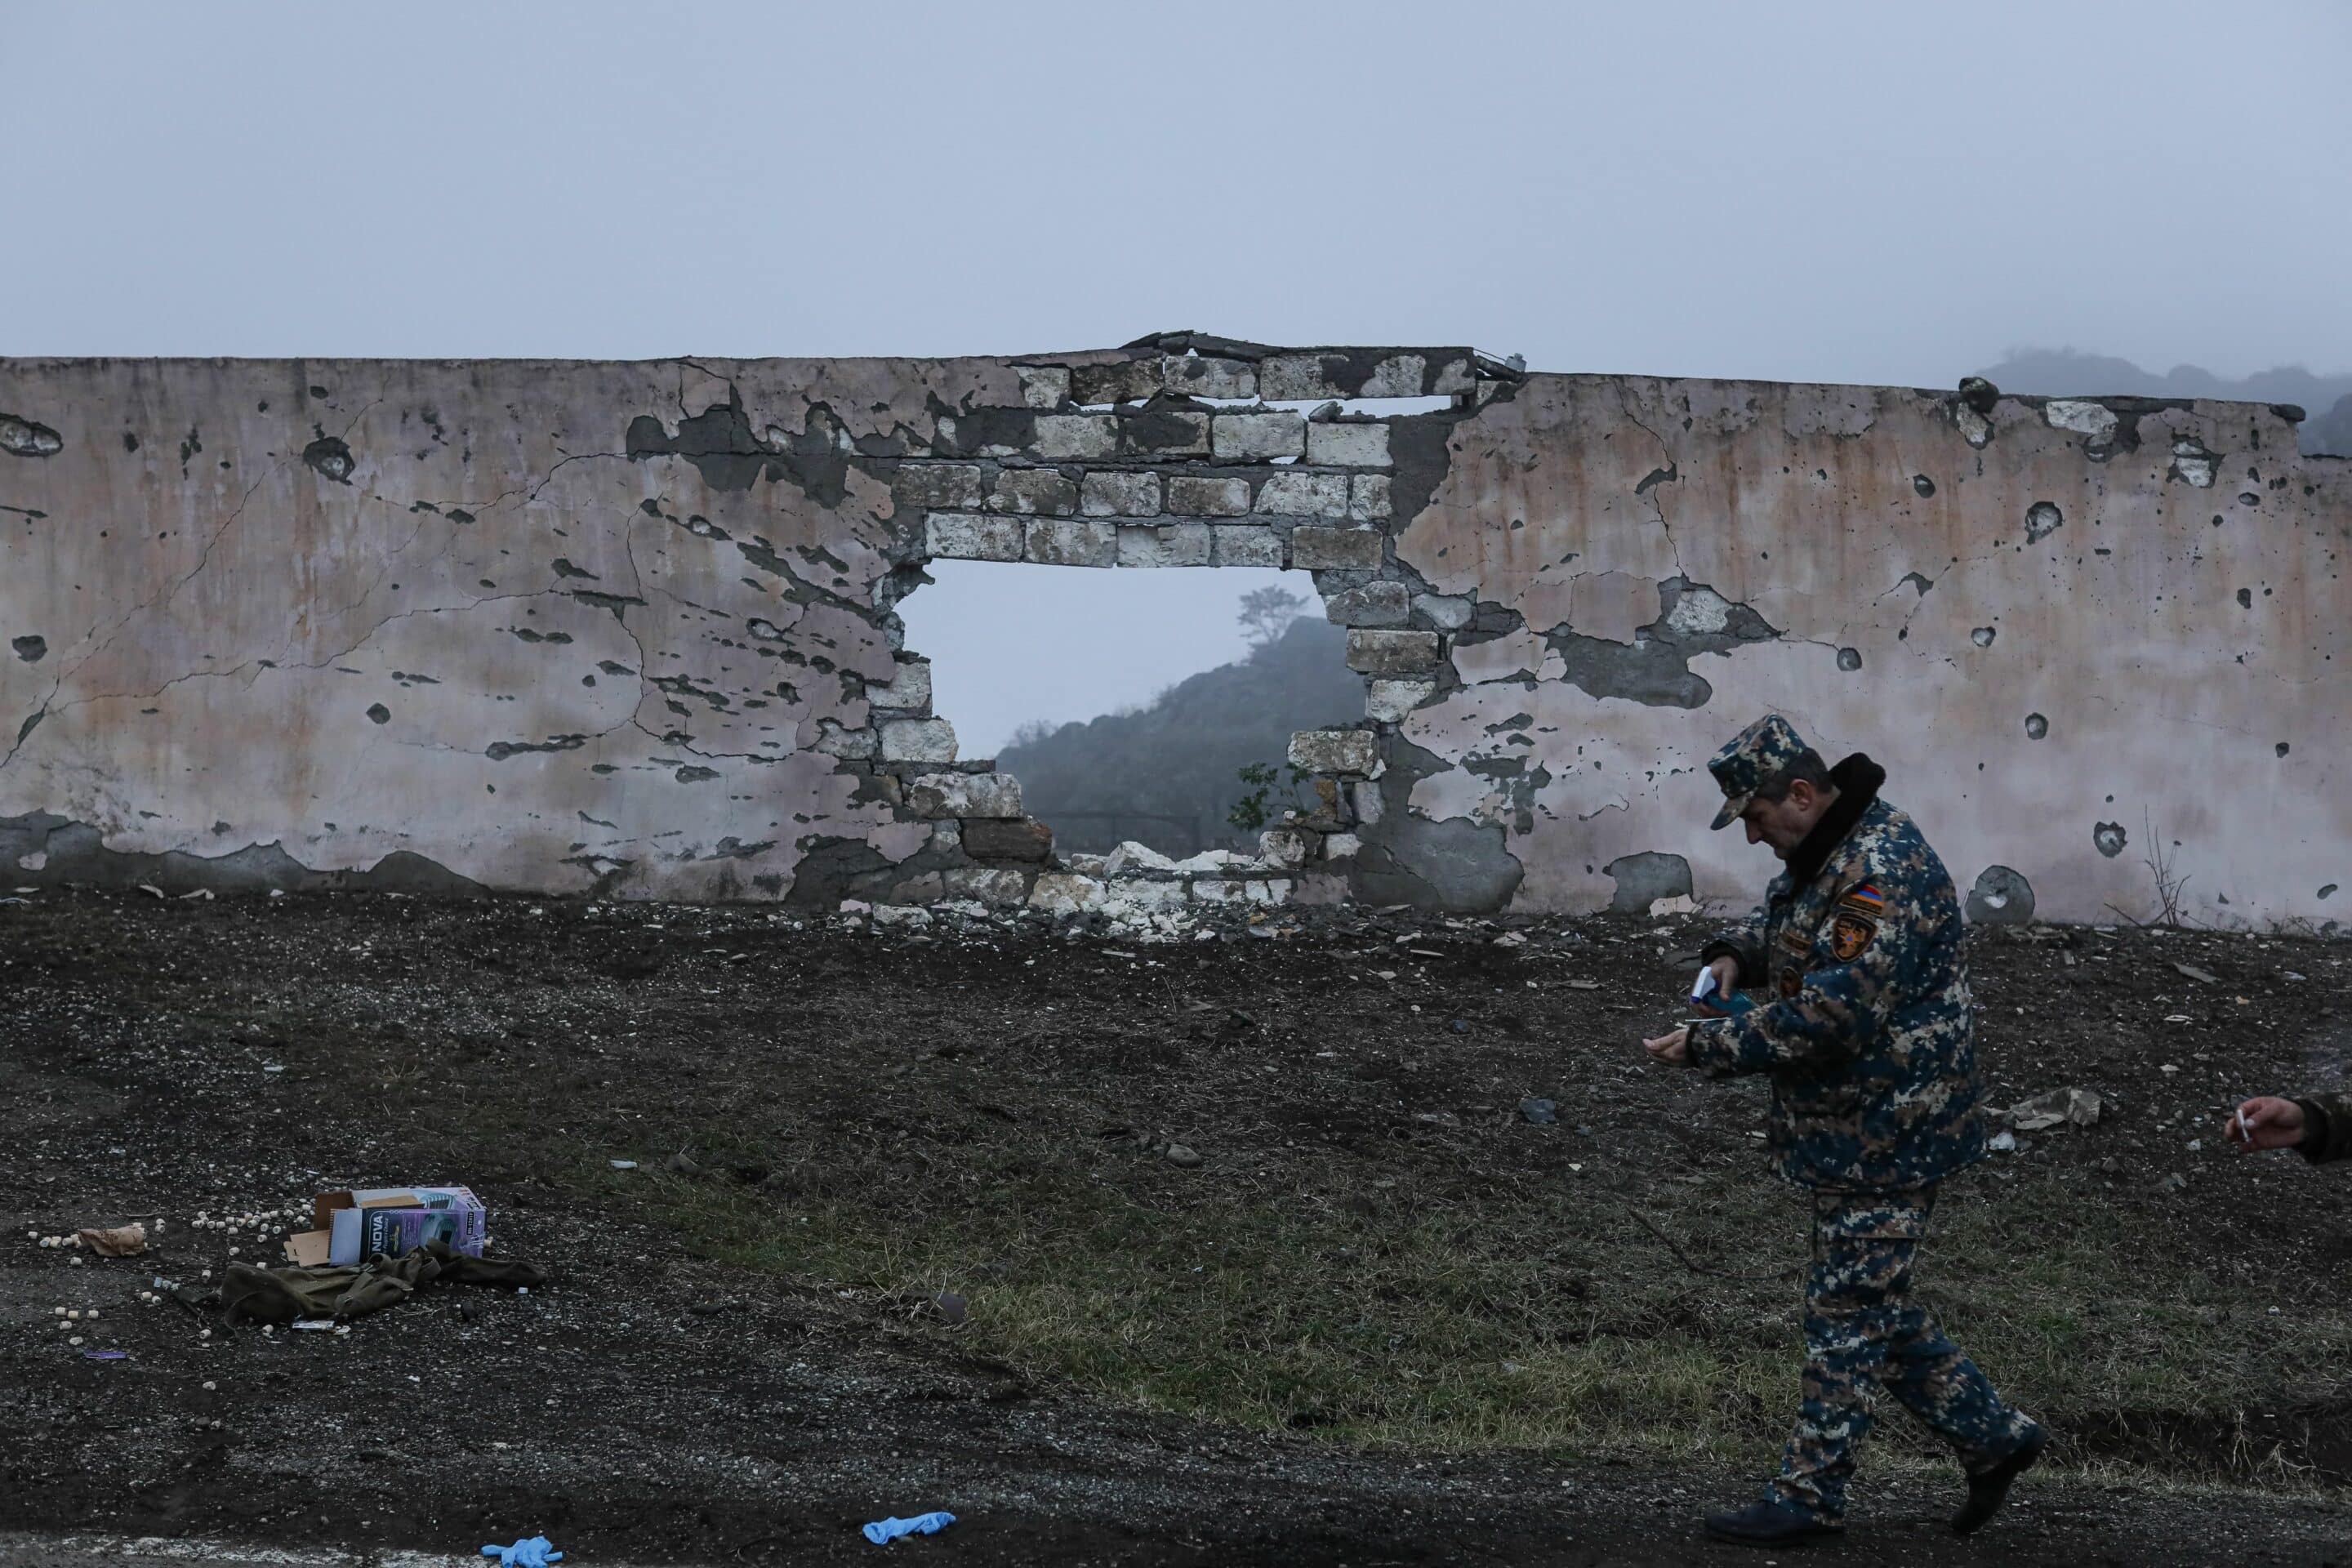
[
  {"x1": 1324, "y1": 581, "x2": 1410, "y2": 626},
  {"x1": 866, "y1": 656, "x2": 933, "y2": 714},
  {"x1": 1117, "y1": 521, "x2": 1211, "y2": 568},
  {"x1": 1080, "y1": 470, "x2": 1163, "y2": 517},
  {"x1": 1033, "y1": 414, "x2": 1117, "y2": 461},
  {"x1": 1290, "y1": 526, "x2": 1385, "y2": 570},
  {"x1": 1345, "y1": 629, "x2": 1441, "y2": 675},
  {"x1": 1117, "y1": 406, "x2": 1210, "y2": 458},
  {"x1": 1305, "y1": 422, "x2": 1392, "y2": 467},
  {"x1": 1365, "y1": 677, "x2": 1436, "y2": 722},
  {"x1": 1071, "y1": 359, "x2": 1166, "y2": 405},
  {"x1": 1016, "y1": 365, "x2": 1070, "y2": 409},
  {"x1": 892, "y1": 463, "x2": 985, "y2": 510},
  {"x1": 943, "y1": 866, "x2": 1031, "y2": 904},
  {"x1": 880, "y1": 717, "x2": 959, "y2": 763},
  {"x1": 1258, "y1": 354, "x2": 1343, "y2": 402},
  {"x1": 1160, "y1": 356, "x2": 1257, "y2": 399},
  {"x1": 1323, "y1": 832, "x2": 1362, "y2": 859},
  {"x1": 1431, "y1": 357, "x2": 1476, "y2": 394},
  {"x1": 1349, "y1": 474, "x2": 1392, "y2": 521},
  {"x1": 1254, "y1": 471, "x2": 1350, "y2": 516},
  {"x1": 964, "y1": 817, "x2": 1054, "y2": 862},
  {"x1": 1361, "y1": 354, "x2": 1428, "y2": 398},
  {"x1": 810, "y1": 719, "x2": 875, "y2": 760},
  {"x1": 1289, "y1": 729, "x2": 1378, "y2": 775},
  {"x1": 1210, "y1": 411, "x2": 1306, "y2": 461},
  {"x1": 1413, "y1": 592, "x2": 1475, "y2": 630},
  {"x1": 908, "y1": 771, "x2": 1023, "y2": 819},
  {"x1": 991, "y1": 468, "x2": 1076, "y2": 515},
  {"x1": 1210, "y1": 524, "x2": 1285, "y2": 568},
  {"x1": 1166, "y1": 474, "x2": 1252, "y2": 517},
  {"x1": 1024, "y1": 517, "x2": 1118, "y2": 567},
  {"x1": 924, "y1": 511, "x2": 1022, "y2": 561}
]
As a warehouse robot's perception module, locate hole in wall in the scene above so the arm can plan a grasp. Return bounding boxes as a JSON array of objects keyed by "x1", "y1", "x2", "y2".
[{"x1": 898, "y1": 563, "x2": 1356, "y2": 858}]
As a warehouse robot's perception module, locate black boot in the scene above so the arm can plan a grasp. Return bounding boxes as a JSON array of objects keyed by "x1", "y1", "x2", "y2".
[
  {"x1": 1702, "y1": 1497, "x2": 1844, "y2": 1547},
  {"x1": 1953, "y1": 1426, "x2": 2048, "y2": 1536}
]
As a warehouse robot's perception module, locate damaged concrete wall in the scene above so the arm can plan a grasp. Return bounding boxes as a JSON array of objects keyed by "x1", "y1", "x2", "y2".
[{"x1": 2, "y1": 345, "x2": 2345, "y2": 925}]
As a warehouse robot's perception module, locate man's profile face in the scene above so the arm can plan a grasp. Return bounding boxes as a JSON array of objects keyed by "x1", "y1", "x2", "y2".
[{"x1": 1739, "y1": 779, "x2": 1822, "y2": 859}]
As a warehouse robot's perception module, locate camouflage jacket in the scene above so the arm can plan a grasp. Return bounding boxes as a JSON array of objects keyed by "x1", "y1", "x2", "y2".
[
  {"x1": 2294, "y1": 1092, "x2": 2352, "y2": 1164},
  {"x1": 1686, "y1": 755, "x2": 1984, "y2": 1192}
]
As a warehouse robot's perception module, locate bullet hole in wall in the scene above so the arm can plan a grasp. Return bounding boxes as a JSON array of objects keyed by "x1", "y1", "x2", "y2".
[
  {"x1": 2025, "y1": 714, "x2": 2048, "y2": 740},
  {"x1": 366, "y1": 704, "x2": 390, "y2": 725},
  {"x1": 1971, "y1": 627, "x2": 1996, "y2": 648},
  {"x1": 11, "y1": 635, "x2": 45, "y2": 663},
  {"x1": 2277, "y1": 742, "x2": 2290, "y2": 757},
  {"x1": 2094, "y1": 822, "x2": 2128, "y2": 858},
  {"x1": 2025, "y1": 501, "x2": 2063, "y2": 543},
  {"x1": 1836, "y1": 648, "x2": 1862, "y2": 672},
  {"x1": 1913, "y1": 474, "x2": 1936, "y2": 497}
]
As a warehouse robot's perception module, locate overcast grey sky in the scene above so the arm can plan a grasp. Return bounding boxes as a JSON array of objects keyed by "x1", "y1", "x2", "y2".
[{"x1": 7, "y1": 2, "x2": 2348, "y2": 751}]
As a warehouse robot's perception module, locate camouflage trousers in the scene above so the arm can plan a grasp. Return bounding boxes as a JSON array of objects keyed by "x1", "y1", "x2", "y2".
[{"x1": 1770, "y1": 1187, "x2": 2038, "y2": 1520}]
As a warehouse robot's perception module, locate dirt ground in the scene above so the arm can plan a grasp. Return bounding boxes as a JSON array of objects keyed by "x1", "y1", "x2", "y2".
[{"x1": 4, "y1": 888, "x2": 2351, "y2": 1566}]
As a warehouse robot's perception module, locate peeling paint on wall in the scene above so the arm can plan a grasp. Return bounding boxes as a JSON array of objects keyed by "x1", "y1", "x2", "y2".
[{"x1": 0, "y1": 345, "x2": 2344, "y2": 924}]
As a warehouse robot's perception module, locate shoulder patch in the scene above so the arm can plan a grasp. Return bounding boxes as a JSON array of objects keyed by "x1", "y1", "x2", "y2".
[
  {"x1": 1829, "y1": 911, "x2": 1878, "y2": 961},
  {"x1": 1840, "y1": 882, "x2": 1886, "y2": 916}
]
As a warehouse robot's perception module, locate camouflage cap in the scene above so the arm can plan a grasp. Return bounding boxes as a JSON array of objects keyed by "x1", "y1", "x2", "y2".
[{"x1": 1706, "y1": 713, "x2": 1811, "y2": 831}]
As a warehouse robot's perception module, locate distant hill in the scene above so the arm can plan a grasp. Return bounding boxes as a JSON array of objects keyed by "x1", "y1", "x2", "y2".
[
  {"x1": 999, "y1": 617, "x2": 1365, "y2": 856},
  {"x1": 1972, "y1": 348, "x2": 2350, "y2": 457}
]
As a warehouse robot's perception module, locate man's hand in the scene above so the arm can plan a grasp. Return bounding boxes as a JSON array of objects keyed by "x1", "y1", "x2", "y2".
[
  {"x1": 2227, "y1": 1096, "x2": 2305, "y2": 1152},
  {"x1": 1691, "y1": 956, "x2": 1740, "y2": 1016},
  {"x1": 1643, "y1": 1026, "x2": 1691, "y2": 1067}
]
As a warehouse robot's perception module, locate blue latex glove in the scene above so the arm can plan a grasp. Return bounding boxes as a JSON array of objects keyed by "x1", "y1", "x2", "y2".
[
  {"x1": 480, "y1": 1536, "x2": 564, "y2": 1568},
  {"x1": 862, "y1": 1511, "x2": 956, "y2": 1545}
]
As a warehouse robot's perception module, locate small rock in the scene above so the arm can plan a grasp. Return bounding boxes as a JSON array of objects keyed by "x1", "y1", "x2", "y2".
[
  {"x1": 1987, "y1": 1129, "x2": 2019, "y2": 1153},
  {"x1": 2174, "y1": 963, "x2": 2221, "y2": 985},
  {"x1": 1164, "y1": 1144, "x2": 1202, "y2": 1168},
  {"x1": 1517, "y1": 1098, "x2": 1557, "y2": 1126}
]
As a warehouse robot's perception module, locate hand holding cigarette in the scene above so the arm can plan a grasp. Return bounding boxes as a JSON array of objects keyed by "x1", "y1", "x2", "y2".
[{"x1": 2227, "y1": 1096, "x2": 2305, "y2": 1152}]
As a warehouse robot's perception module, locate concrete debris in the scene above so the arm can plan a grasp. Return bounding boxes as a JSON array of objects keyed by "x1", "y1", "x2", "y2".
[{"x1": 2008, "y1": 1088, "x2": 2102, "y2": 1133}]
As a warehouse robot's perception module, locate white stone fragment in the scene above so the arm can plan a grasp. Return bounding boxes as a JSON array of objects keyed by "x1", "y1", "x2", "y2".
[
  {"x1": 879, "y1": 718, "x2": 958, "y2": 763},
  {"x1": 1258, "y1": 828, "x2": 1310, "y2": 869},
  {"x1": 1104, "y1": 840, "x2": 1182, "y2": 876},
  {"x1": 1288, "y1": 729, "x2": 1377, "y2": 774},
  {"x1": 1349, "y1": 474, "x2": 1392, "y2": 521},
  {"x1": 1664, "y1": 586, "x2": 1734, "y2": 635},
  {"x1": 1323, "y1": 832, "x2": 1362, "y2": 860},
  {"x1": 868, "y1": 905, "x2": 933, "y2": 929},
  {"x1": 1361, "y1": 354, "x2": 1428, "y2": 398},
  {"x1": 866, "y1": 657, "x2": 932, "y2": 712},
  {"x1": 1017, "y1": 366, "x2": 1071, "y2": 409},
  {"x1": 1116, "y1": 522, "x2": 1211, "y2": 568},
  {"x1": 1413, "y1": 593, "x2": 1475, "y2": 630},
  {"x1": 942, "y1": 867, "x2": 1030, "y2": 904},
  {"x1": 1028, "y1": 873, "x2": 1106, "y2": 914},
  {"x1": 2044, "y1": 399, "x2": 2120, "y2": 444}
]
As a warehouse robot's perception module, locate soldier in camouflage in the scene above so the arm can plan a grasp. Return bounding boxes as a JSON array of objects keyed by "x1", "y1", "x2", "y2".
[
  {"x1": 1641, "y1": 714, "x2": 2047, "y2": 1547},
  {"x1": 2225, "y1": 1091, "x2": 2352, "y2": 1161}
]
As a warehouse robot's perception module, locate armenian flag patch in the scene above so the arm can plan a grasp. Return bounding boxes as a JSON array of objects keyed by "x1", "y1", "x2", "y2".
[
  {"x1": 1829, "y1": 881, "x2": 1883, "y2": 960},
  {"x1": 1839, "y1": 883, "x2": 1886, "y2": 916}
]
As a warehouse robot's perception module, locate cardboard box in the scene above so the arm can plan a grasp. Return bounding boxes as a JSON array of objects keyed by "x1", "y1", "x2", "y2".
[{"x1": 282, "y1": 1187, "x2": 487, "y2": 1267}]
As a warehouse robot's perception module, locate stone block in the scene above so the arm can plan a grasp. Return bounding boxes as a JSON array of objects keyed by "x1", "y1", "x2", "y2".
[
  {"x1": 1210, "y1": 411, "x2": 1306, "y2": 461},
  {"x1": 1349, "y1": 474, "x2": 1392, "y2": 520},
  {"x1": 1323, "y1": 831, "x2": 1362, "y2": 860},
  {"x1": 1365, "y1": 677, "x2": 1436, "y2": 722},
  {"x1": 1028, "y1": 872, "x2": 1106, "y2": 915},
  {"x1": 1306, "y1": 422, "x2": 1392, "y2": 467},
  {"x1": 925, "y1": 511, "x2": 1023, "y2": 562},
  {"x1": 1258, "y1": 827, "x2": 1310, "y2": 869},
  {"x1": 1160, "y1": 355, "x2": 1257, "y2": 399},
  {"x1": 1209, "y1": 524, "x2": 1285, "y2": 568},
  {"x1": 1254, "y1": 471, "x2": 1350, "y2": 516},
  {"x1": 1361, "y1": 354, "x2": 1428, "y2": 398},
  {"x1": 907, "y1": 772, "x2": 1023, "y2": 819},
  {"x1": 1288, "y1": 729, "x2": 1377, "y2": 775},
  {"x1": 1258, "y1": 354, "x2": 1343, "y2": 401},
  {"x1": 929, "y1": 821, "x2": 961, "y2": 854},
  {"x1": 870, "y1": 902, "x2": 935, "y2": 927},
  {"x1": 1166, "y1": 474, "x2": 1252, "y2": 517},
  {"x1": 1349, "y1": 778, "x2": 1383, "y2": 827},
  {"x1": 991, "y1": 468, "x2": 1078, "y2": 515},
  {"x1": 892, "y1": 463, "x2": 986, "y2": 510},
  {"x1": 1290, "y1": 527, "x2": 1385, "y2": 571},
  {"x1": 866, "y1": 656, "x2": 932, "y2": 714},
  {"x1": 880, "y1": 718, "x2": 958, "y2": 763},
  {"x1": 1033, "y1": 414, "x2": 1117, "y2": 461},
  {"x1": 1413, "y1": 592, "x2": 1475, "y2": 630},
  {"x1": 1431, "y1": 357, "x2": 1475, "y2": 394},
  {"x1": 943, "y1": 866, "x2": 1031, "y2": 905},
  {"x1": 1118, "y1": 521, "x2": 1212, "y2": 568},
  {"x1": 1080, "y1": 470, "x2": 1164, "y2": 517},
  {"x1": 963, "y1": 817, "x2": 1054, "y2": 862},
  {"x1": 810, "y1": 719, "x2": 875, "y2": 760},
  {"x1": 1346, "y1": 629, "x2": 1441, "y2": 675},
  {"x1": 1325, "y1": 581, "x2": 1410, "y2": 626},
  {"x1": 1071, "y1": 359, "x2": 1165, "y2": 405},
  {"x1": 1016, "y1": 365, "x2": 1070, "y2": 410},
  {"x1": 1104, "y1": 840, "x2": 1182, "y2": 876},
  {"x1": 1024, "y1": 517, "x2": 1118, "y2": 567},
  {"x1": 1118, "y1": 408, "x2": 1210, "y2": 457}
]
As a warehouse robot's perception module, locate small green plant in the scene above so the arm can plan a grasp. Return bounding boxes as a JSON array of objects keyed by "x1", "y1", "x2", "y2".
[{"x1": 1226, "y1": 760, "x2": 1307, "y2": 834}]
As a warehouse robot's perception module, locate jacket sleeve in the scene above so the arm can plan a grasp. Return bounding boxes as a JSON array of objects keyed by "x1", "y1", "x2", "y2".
[
  {"x1": 1686, "y1": 877, "x2": 1926, "y2": 1079},
  {"x1": 1699, "y1": 906, "x2": 1769, "y2": 991},
  {"x1": 2294, "y1": 1093, "x2": 2352, "y2": 1164}
]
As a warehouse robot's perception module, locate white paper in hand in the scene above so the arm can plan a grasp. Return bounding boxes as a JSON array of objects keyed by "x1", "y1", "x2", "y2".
[{"x1": 1690, "y1": 967, "x2": 1717, "y2": 1006}]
